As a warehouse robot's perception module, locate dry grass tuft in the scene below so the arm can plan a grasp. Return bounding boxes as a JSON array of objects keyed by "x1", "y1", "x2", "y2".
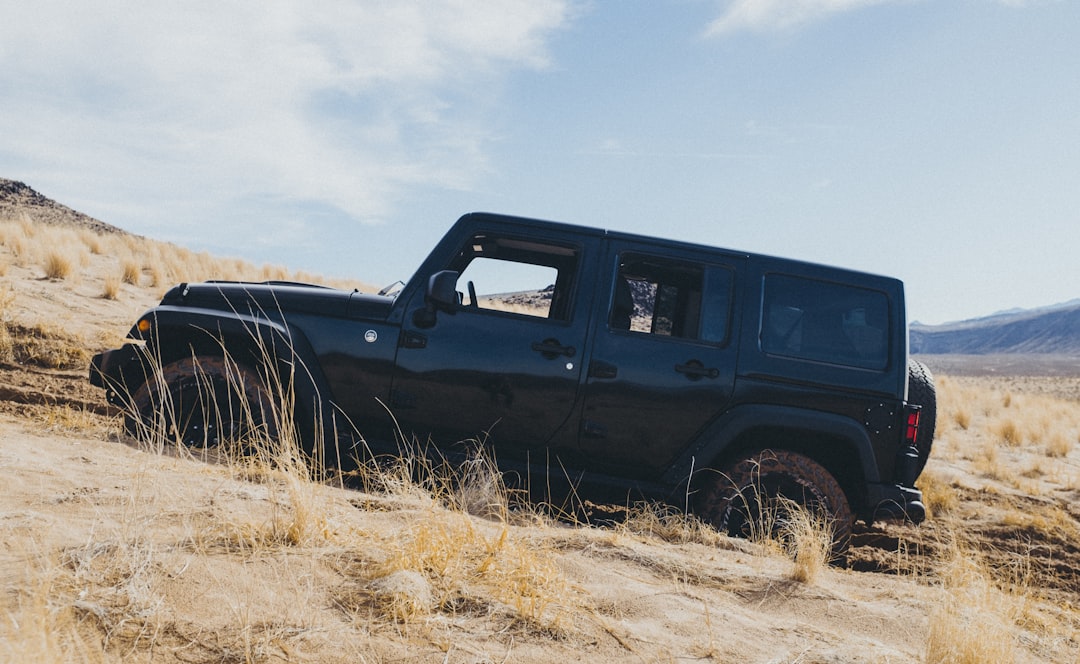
[
  {"x1": 101, "y1": 275, "x2": 120, "y2": 300},
  {"x1": 0, "y1": 560, "x2": 106, "y2": 663},
  {"x1": 1044, "y1": 431, "x2": 1073, "y2": 458},
  {"x1": 619, "y1": 502, "x2": 725, "y2": 547},
  {"x1": 918, "y1": 470, "x2": 959, "y2": 517},
  {"x1": 375, "y1": 509, "x2": 570, "y2": 626},
  {"x1": 995, "y1": 418, "x2": 1023, "y2": 447},
  {"x1": 43, "y1": 249, "x2": 75, "y2": 280},
  {"x1": 120, "y1": 259, "x2": 141, "y2": 285},
  {"x1": 776, "y1": 498, "x2": 834, "y2": 584},
  {"x1": 2, "y1": 320, "x2": 90, "y2": 370},
  {"x1": 80, "y1": 229, "x2": 105, "y2": 255},
  {"x1": 926, "y1": 540, "x2": 1019, "y2": 663},
  {"x1": 952, "y1": 406, "x2": 971, "y2": 430},
  {"x1": 1, "y1": 220, "x2": 33, "y2": 265}
]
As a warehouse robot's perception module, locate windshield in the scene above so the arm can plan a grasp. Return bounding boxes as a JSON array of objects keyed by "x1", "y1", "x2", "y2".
[{"x1": 377, "y1": 280, "x2": 405, "y2": 298}]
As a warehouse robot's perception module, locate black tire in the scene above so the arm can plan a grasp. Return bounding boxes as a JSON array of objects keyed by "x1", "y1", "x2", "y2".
[
  {"x1": 907, "y1": 359, "x2": 937, "y2": 478},
  {"x1": 697, "y1": 449, "x2": 854, "y2": 552},
  {"x1": 128, "y1": 356, "x2": 277, "y2": 448}
]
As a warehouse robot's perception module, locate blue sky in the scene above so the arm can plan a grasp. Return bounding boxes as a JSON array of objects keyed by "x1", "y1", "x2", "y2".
[{"x1": 1, "y1": 0, "x2": 1077, "y2": 324}]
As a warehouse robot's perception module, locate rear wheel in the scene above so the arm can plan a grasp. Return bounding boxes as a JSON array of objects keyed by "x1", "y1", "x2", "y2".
[
  {"x1": 697, "y1": 449, "x2": 854, "y2": 552},
  {"x1": 128, "y1": 356, "x2": 277, "y2": 448}
]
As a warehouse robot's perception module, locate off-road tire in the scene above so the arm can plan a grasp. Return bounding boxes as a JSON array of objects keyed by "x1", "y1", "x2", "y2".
[
  {"x1": 697, "y1": 449, "x2": 854, "y2": 551},
  {"x1": 907, "y1": 359, "x2": 936, "y2": 478},
  {"x1": 128, "y1": 356, "x2": 277, "y2": 447}
]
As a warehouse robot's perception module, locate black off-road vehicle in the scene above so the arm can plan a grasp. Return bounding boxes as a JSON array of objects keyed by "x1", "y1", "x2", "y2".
[{"x1": 90, "y1": 212, "x2": 934, "y2": 543}]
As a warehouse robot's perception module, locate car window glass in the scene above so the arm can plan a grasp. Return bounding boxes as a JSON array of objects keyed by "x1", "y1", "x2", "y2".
[
  {"x1": 451, "y1": 234, "x2": 578, "y2": 320},
  {"x1": 457, "y1": 258, "x2": 558, "y2": 317},
  {"x1": 610, "y1": 254, "x2": 704, "y2": 339},
  {"x1": 762, "y1": 274, "x2": 889, "y2": 370}
]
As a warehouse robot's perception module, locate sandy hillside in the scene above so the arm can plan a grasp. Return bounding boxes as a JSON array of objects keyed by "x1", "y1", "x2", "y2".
[{"x1": 2, "y1": 213, "x2": 1080, "y2": 662}]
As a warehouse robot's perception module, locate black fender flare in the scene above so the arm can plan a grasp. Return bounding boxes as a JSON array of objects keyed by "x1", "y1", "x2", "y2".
[
  {"x1": 133, "y1": 306, "x2": 335, "y2": 444},
  {"x1": 662, "y1": 404, "x2": 881, "y2": 490}
]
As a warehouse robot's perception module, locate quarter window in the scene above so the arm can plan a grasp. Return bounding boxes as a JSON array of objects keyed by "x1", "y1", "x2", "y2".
[{"x1": 761, "y1": 274, "x2": 889, "y2": 370}]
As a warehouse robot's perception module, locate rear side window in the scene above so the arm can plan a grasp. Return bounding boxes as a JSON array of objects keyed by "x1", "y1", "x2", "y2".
[
  {"x1": 761, "y1": 274, "x2": 889, "y2": 370},
  {"x1": 609, "y1": 254, "x2": 733, "y2": 344}
]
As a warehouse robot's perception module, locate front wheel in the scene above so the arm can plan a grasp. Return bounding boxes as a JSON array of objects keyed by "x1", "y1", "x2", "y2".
[
  {"x1": 697, "y1": 449, "x2": 854, "y2": 552},
  {"x1": 128, "y1": 356, "x2": 278, "y2": 448}
]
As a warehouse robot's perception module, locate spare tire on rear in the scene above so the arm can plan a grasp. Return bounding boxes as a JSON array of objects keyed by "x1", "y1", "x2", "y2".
[{"x1": 907, "y1": 359, "x2": 936, "y2": 478}]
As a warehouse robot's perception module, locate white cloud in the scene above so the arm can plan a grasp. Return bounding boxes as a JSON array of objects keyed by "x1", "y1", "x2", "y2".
[
  {"x1": 0, "y1": 1, "x2": 570, "y2": 232},
  {"x1": 705, "y1": 0, "x2": 1048, "y2": 35},
  {"x1": 706, "y1": 0, "x2": 889, "y2": 35}
]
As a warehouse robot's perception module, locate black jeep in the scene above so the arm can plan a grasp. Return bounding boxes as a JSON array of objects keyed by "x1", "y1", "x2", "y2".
[{"x1": 90, "y1": 212, "x2": 933, "y2": 543}]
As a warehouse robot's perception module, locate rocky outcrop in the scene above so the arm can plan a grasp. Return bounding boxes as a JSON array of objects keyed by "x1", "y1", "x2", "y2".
[{"x1": 0, "y1": 178, "x2": 127, "y2": 234}]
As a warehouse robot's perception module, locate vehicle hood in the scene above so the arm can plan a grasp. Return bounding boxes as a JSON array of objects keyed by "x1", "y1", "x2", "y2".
[{"x1": 159, "y1": 281, "x2": 394, "y2": 320}]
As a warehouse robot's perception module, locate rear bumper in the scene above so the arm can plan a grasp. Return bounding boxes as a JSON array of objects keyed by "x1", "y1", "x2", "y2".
[{"x1": 868, "y1": 483, "x2": 926, "y2": 524}]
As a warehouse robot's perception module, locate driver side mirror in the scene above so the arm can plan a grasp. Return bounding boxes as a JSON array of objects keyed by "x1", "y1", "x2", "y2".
[
  {"x1": 426, "y1": 270, "x2": 460, "y2": 310},
  {"x1": 414, "y1": 270, "x2": 459, "y2": 329}
]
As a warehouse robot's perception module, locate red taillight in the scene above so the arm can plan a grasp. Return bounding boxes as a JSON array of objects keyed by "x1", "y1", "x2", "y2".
[{"x1": 905, "y1": 407, "x2": 922, "y2": 445}]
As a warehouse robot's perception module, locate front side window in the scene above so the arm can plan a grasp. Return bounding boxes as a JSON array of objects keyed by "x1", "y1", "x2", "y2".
[
  {"x1": 761, "y1": 274, "x2": 889, "y2": 370},
  {"x1": 451, "y1": 234, "x2": 578, "y2": 320}
]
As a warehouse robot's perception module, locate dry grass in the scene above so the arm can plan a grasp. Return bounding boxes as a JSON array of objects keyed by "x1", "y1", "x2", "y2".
[
  {"x1": 917, "y1": 470, "x2": 959, "y2": 517},
  {"x1": 995, "y1": 417, "x2": 1024, "y2": 446},
  {"x1": 372, "y1": 509, "x2": 570, "y2": 625},
  {"x1": 0, "y1": 215, "x2": 373, "y2": 375},
  {"x1": 926, "y1": 540, "x2": 1019, "y2": 663},
  {"x1": 617, "y1": 502, "x2": 725, "y2": 547},
  {"x1": 0, "y1": 217, "x2": 372, "y2": 297},
  {"x1": 1, "y1": 560, "x2": 105, "y2": 663},
  {"x1": 101, "y1": 275, "x2": 120, "y2": 300},
  {"x1": 934, "y1": 373, "x2": 1080, "y2": 467},
  {"x1": 120, "y1": 259, "x2": 140, "y2": 285},
  {"x1": 1045, "y1": 430, "x2": 1073, "y2": 458},
  {"x1": 5, "y1": 362, "x2": 1080, "y2": 661},
  {"x1": 121, "y1": 346, "x2": 577, "y2": 634},
  {"x1": 776, "y1": 498, "x2": 834, "y2": 584},
  {"x1": 0, "y1": 320, "x2": 89, "y2": 370},
  {"x1": 42, "y1": 248, "x2": 76, "y2": 280}
]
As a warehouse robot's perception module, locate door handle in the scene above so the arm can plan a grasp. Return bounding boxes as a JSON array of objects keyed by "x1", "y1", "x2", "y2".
[
  {"x1": 675, "y1": 360, "x2": 719, "y2": 380},
  {"x1": 531, "y1": 339, "x2": 576, "y2": 359}
]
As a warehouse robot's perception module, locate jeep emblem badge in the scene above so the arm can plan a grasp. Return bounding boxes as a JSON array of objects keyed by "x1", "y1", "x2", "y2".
[{"x1": 364, "y1": 330, "x2": 378, "y2": 343}]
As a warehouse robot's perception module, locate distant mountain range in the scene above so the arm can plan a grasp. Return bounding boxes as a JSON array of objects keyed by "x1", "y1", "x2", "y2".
[{"x1": 911, "y1": 300, "x2": 1080, "y2": 355}]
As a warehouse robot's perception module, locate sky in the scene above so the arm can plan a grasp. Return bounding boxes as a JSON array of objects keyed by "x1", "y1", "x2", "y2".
[{"x1": 1, "y1": 0, "x2": 1077, "y2": 325}]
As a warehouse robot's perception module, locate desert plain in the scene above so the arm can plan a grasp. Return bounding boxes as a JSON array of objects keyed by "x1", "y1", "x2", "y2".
[{"x1": 1, "y1": 215, "x2": 1079, "y2": 663}]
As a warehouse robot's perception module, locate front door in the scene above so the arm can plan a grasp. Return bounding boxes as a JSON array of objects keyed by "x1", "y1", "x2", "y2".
[
  {"x1": 578, "y1": 243, "x2": 742, "y2": 480},
  {"x1": 391, "y1": 229, "x2": 595, "y2": 458}
]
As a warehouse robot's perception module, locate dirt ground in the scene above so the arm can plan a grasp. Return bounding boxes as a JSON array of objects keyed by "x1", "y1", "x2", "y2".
[{"x1": 4, "y1": 366, "x2": 1080, "y2": 662}]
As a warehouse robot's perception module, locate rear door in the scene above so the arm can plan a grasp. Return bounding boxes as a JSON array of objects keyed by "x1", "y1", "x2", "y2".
[{"x1": 577, "y1": 241, "x2": 742, "y2": 479}]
